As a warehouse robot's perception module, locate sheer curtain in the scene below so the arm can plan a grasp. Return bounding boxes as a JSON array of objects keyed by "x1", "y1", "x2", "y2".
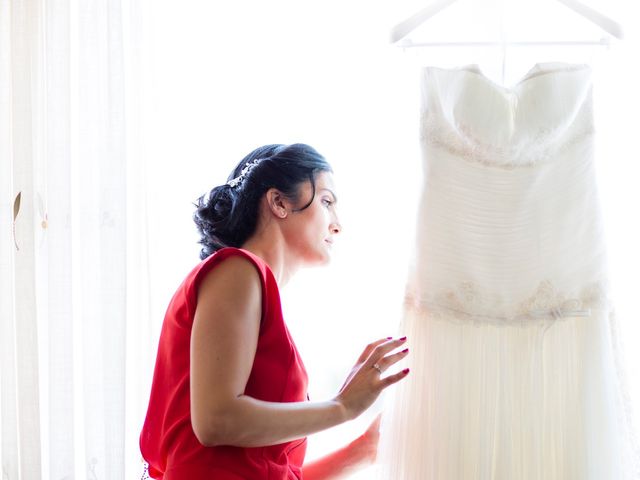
[{"x1": 0, "y1": 0, "x2": 153, "y2": 478}]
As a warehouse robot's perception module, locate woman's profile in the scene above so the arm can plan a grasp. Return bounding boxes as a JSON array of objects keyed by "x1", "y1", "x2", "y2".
[{"x1": 139, "y1": 143, "x2": 409, "y2": 479}]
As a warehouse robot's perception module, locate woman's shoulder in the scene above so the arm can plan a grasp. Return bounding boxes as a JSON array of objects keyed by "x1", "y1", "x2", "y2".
[
  {"x1": 176, "y1": 248, "x2": 266, "y2": 315},
  {"x1": 198, "y1": 247, "x2": 268, "y2": 280}
]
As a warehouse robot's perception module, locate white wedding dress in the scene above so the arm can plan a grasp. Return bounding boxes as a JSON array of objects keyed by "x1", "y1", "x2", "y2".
[{"x1": 379, "y1": 63, "x2": 639, "y2": 479}]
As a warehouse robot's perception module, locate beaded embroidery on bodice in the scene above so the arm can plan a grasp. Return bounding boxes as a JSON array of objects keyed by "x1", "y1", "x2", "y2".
[{"x1": 405, "y1": 280, "x2": 607, "y2": 326}]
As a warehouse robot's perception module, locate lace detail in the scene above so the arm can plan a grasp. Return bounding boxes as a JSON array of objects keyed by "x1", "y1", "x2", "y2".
[
  {"x1": 420, "y1": 104, "x2": 595, "y2": 169},
  {"x1": 405, "y1": 280, "x2": 608, "y2": 325}
]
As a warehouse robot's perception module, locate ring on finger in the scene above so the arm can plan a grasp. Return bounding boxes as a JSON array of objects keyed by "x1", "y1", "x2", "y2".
[{"x1": 372, "y1": 363, "x2": 382, "y2": 374}]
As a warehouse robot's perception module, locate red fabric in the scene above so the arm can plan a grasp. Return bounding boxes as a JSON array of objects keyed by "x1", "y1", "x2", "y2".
[{"x1": 140, "y1": 247, "x2": 309, "y2": 479}]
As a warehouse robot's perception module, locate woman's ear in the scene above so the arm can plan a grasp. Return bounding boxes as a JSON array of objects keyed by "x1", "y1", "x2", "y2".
[{"x1": 266, "y1": 188, "x2": 288, "y2": 219}]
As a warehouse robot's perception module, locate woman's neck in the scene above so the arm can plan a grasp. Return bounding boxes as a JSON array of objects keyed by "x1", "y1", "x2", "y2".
[{"x1": 241, "y1": 233, "x2": 298, "y2": 286}]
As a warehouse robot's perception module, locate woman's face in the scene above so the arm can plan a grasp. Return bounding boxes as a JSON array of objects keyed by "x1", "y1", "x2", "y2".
[{"x1": 285, "y1": 171, "x2": 341, "y2": 266}]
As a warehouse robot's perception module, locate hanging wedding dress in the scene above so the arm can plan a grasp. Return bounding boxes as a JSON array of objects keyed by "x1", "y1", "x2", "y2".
[{"x1": 379, "y1": 63, "x2": 639, "y2": 479}]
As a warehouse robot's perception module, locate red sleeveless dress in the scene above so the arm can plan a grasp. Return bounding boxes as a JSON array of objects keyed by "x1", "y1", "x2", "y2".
[{"x1": 140, "y1": 247, "x2": 309, "y2": 479}]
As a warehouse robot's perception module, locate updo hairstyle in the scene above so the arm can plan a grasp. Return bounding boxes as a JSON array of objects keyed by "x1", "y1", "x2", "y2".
[{"x1": 193, "y1": 143, "x2": 332, "y2": 260}]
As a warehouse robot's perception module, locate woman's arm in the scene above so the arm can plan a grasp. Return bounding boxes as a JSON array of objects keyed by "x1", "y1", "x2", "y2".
[
  {"x1": 190, "y1": 256, "x2": 408, "y2": 448},
  {"x1": 302, "y1": 416, "x2": 381, "y2": 480}
]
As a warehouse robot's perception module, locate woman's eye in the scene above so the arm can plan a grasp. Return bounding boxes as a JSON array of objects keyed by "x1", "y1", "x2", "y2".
[{"x1": 322, "y1": 199, "x2": 333, "y2": 207}]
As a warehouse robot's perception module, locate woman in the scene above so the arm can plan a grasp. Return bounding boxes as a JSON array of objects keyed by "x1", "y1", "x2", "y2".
[{"x1": 140, "y1": 143, "x2": 409, "y2": 479}]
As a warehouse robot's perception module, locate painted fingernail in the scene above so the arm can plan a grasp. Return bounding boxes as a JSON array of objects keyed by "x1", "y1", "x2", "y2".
[
  {"x1": 403, "y1": 368, "x2": 410, "y2": 374},
  {"x1": 402, "y1": 348, "x2": 409, "y2": 353},
  {"x1": 386, "y1": 336, "x2": 393, "y2": 340},
  {"x1": 399, "y1": 336, "x2": 407, "y2": 341}
]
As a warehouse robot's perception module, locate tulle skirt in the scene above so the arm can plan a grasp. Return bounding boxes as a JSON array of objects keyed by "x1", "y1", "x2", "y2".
[{"x1": 377, "y1": 304, "x2": 639, "y2": 480}]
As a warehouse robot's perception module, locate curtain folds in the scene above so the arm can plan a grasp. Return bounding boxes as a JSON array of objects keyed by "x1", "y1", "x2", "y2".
[{"x1": 0, "y1": 0, "x2": 151, "y2": 478}]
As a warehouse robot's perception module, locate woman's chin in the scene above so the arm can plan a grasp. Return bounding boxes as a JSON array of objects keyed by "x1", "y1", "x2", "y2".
[{"x1": 304, "y1": 251, "x2": 332, "y2": 268}]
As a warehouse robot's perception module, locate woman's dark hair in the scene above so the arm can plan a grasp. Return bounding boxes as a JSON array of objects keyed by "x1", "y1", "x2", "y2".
[{"x1": 193, "y1": 143, "x2": 332, "y2": 259}]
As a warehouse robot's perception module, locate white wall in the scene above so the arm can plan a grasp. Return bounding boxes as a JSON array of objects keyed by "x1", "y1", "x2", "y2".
[{"x1": 139, "y1": 1, "x2": 640, "y2": 475}]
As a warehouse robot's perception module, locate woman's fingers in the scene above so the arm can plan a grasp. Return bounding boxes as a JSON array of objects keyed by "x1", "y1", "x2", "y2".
[
  {"x1": 335, "y1": 337, "x2": 410, "y2": 420},
  {"x1": 367, "y1": 336, "x2": 407, "y2": 367},
  {"x1": 356, "y1": 337, "x2": 393, "y2": 363},
  {"x1": 374, "y1": 347, "x2": 409, "y2": 373},
  {"x1": 379, "y1": 367, "x2": 410, "y2": 389}
]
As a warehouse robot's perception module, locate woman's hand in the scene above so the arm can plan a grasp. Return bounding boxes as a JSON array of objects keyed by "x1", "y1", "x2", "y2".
[
  {"x1": 301, "y1": 415, "x2": 382, "y2": 480},
  {"x1": 334, "y1": 337, "x2": 409, "y2": 421},
  {"x1": 349, "y1": 414, "x2": 381, "y2": 467}
]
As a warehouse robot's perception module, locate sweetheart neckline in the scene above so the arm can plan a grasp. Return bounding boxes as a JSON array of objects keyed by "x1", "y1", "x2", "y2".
[{"x1": 424, "y1": 62, "x2": 591, "y2": 93}]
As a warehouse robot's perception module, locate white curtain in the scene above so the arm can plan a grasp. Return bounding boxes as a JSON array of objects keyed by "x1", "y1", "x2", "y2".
[{"x1": 0, "y1": 0, "x2": 153, "y2": 478}]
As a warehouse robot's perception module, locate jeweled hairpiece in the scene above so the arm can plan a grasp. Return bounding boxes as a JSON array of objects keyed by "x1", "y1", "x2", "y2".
[{"x1": 227, "y1": 158, "x2": 263, "y2": 188}]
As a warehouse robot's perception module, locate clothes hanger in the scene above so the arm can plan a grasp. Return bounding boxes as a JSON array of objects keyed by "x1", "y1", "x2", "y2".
[{"x1": 391, "y1": 0, "x2": 624, "y2": 47}]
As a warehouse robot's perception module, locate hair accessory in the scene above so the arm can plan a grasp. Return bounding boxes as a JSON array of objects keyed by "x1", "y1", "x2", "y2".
[{"x1": 227, "y1": 158, "x2": 263, "y2": 188}]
